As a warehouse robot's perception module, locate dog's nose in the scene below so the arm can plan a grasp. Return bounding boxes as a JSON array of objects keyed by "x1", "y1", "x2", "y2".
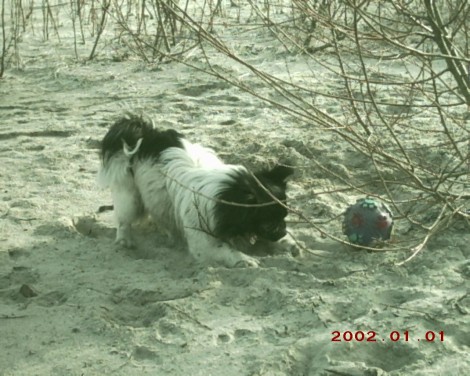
[
  {"x1": 274, "y1": 228, "x2": 287, "y2": 240},
  {"x1": 258, "y1": 221, "x2": 287, "y2": 241},
  {"x1": 267, "y1": 226, "x2": 286, "y2": 241}
]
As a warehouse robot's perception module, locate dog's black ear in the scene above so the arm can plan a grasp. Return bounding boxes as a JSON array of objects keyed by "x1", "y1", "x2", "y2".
[{"x1": 266, "y1": 165, "x2": 294, "y2": 183}]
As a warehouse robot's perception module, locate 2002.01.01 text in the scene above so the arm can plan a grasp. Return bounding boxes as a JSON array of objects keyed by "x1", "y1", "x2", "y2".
[{"x1": 332, "y1": 330, "x2": 444, "y2": 342}]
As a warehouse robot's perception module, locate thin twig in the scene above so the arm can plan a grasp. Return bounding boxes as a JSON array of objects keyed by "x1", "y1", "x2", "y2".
[{"x1": 89, "y1": 0, "x2": 110, "y2": 60}]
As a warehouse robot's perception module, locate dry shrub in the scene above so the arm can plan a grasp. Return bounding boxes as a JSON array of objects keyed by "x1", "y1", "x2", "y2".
[
  {"x1": 2, "y1": 0, "x2": 470, "y2": 262},
  {"x1": 124, "y1": 0, "x2": 470, "y2": 262},
  {"x1": 138, "y1": 0, "x2": 470, "y2": 261}
]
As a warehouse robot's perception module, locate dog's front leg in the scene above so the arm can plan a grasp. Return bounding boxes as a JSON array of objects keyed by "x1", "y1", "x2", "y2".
[{"x1": 184, "y1": 229, "x2": 259, "y2": 268}]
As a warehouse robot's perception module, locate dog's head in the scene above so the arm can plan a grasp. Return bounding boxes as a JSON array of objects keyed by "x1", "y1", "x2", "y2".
[
  {"x1": 215, "y1": 165, "x2": 294, "y2": 242},
  {"x1": 250, "y1": 165, "x2": 294, "y2": 241}
]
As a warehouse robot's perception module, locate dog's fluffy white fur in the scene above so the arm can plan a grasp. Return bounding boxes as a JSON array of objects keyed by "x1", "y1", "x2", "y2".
[{"x1": 98, "y1": 115, "x2": 293, "y2": 267}]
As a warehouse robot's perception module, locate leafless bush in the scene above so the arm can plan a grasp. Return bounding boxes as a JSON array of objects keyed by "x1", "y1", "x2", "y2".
[
  {"x1": 107, "y1": 0, "x2": 193, "y2": 62},
  {"x1": 1, "y1": 0, "x2": 33, "y2": 76},
  {"x1": 2, "y1": 0, "x2": 469, "y2": 262},
  {"x1": 0, "y1": 0, "x2": 200, "y2": 67},
  {"x1": 1, "y1": 0, "x2": 6, "y2": 77},
  {"x1": 149, "y1": 0, "x2": 470, "y2": 262}
]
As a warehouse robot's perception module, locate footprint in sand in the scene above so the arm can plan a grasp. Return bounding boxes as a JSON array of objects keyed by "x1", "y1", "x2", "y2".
[
  {"x1": 0, "y1": 266, "x2": 39, "y2": 289},
  {"x1": 177, "y1": 82, "x2": 232, "y2": 97},
  {"x1": 72, "y1": 215, "x2": 114, "y2": 239}
]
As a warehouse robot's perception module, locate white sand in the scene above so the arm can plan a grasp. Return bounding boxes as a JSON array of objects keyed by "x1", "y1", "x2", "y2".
[{"x1": 1, "y1": 2, "x2": 469, "y2": 375}]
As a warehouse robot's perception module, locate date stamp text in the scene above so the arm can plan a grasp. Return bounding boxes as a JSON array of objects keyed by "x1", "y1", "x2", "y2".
[{"x1": 332, "y1": 330, "x2": 444, "y2": 343}]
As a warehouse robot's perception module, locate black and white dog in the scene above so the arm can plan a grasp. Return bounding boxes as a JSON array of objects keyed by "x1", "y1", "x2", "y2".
[{"x1": 98, "y1": 114, "x2": 293, "y2": 267}]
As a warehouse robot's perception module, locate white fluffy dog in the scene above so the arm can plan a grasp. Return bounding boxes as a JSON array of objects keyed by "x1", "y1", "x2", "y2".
[{"x1": 98, "y1": 115, "x2": 293, "y2": 267}]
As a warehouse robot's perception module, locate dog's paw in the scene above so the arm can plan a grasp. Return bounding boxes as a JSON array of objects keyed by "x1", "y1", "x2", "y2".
[
  {"x1": 230, "y1": 252, "x2": 260, "y2": 268},
  {"x1": 233, "y1": 257, "x2": 260, "y2": 268},
  {"x1": 277, "y1": 237, "x2": 302, "y2": 257},
  {"x1": 212, "y1": 248, "x2": 260, "y2": 268},
  {"x1": 115, "y1": 237, "x2": 135, "y2": 249}
]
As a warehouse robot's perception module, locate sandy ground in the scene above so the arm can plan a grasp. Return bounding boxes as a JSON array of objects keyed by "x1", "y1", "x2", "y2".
[{"x1": 1, "y1": 2, "x2": 470, "y2": 375}]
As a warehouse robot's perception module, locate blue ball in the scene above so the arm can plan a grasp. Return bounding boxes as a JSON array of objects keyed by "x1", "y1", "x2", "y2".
[{"x1": 342, "y1": 198, "x2": 393, "y2": 246}]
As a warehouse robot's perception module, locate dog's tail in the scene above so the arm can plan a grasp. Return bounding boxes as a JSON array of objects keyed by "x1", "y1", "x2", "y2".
[{"x1": 123, "y1": 138, "x2": 143, "y2": 157}]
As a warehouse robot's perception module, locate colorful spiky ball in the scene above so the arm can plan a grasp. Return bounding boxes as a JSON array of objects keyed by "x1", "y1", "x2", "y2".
[{"x1": 342, "y1": 198, "x2": 393, "y2": 246}]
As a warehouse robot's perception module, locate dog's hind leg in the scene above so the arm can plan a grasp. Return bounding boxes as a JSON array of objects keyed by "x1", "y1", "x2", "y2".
[
  {"x1": 111, "y1": 179, "x2": 143, "y2": 248},
  {"x1": 99, "y1": 139, "x2": 145, "y2": 248}
]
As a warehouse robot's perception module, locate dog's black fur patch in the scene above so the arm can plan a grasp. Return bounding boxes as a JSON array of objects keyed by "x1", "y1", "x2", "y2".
[
  {"x1": 214, "y1": 165, "x2": 293, "y2": 241},
  {"x1": 101, "y1": 115, "x2": 183, "y2": 162}
]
